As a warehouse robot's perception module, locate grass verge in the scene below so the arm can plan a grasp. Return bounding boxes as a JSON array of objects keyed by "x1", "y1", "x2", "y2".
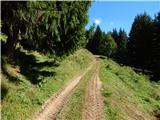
[{"x1": 100, "y1": 58, "x2": 160, "y2": 120}]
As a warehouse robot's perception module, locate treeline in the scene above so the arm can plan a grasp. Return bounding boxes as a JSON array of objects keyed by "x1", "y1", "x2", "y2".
[
  {"x1": 1, "y1": 1, "x2": 159, "y2": 80},
  {"x1": 86, "y1": 12, "x2": 160, "y2": 80},
  {"x1": 128, "y1": 12, "x2": 160, "y2": 80},
  {"x1": 86, "y1": 24, "x2": 128, "y2": 61},
  {"x1": 1, "y1": 1, "x2": 91, "y2": 59}
]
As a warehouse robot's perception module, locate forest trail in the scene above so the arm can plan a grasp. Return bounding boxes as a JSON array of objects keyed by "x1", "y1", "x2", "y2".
[
  {"x1": 82, "y1": 62, "x2": 105, "y2": 120},
  {"x1": 30, "y1": 59, "x2": 105, "y2": 120},
  {"x1": 29, "y1": 63, "x2": 94, "y2": 120}
]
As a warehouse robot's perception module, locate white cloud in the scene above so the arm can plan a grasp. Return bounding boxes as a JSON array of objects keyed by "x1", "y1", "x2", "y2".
[{"x1": 94, "y1": 19, "x2": 101, "y2": 25}]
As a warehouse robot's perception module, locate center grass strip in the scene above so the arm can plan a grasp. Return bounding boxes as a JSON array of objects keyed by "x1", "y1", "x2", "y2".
[{"x1": 57, "y1": 62, "x2": 98, "y2": 120}]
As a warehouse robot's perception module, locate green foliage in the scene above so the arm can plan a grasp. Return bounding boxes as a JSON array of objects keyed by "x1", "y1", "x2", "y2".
[
  {"x1": 104, "y1": 101, "x2": 119, "y2": 120},
  {"x1": 2, "y1": 1, "x2": 91, "y2": 57},
  {"x1": 30, "y1": 1, "x2": 90, "y2": 54},
  {"x1": 87, "y1": 25, "x2": 103, "y2": 54},
  {"x1": 1, "y1": 1, "x2": 27, "y2": 58},
  {"x1": 0, "y1": 33, "x2": 8, "y2": 43},
  {"x1": 86, "y1": 23, "x2": 96, "y2": 42},
  {"x1": 128, "y1": 12, "x2": 160, "y2": 80},
  {"x1": 151, "y1": 12, "x2": 160, "y2": 79},
  {"x1": 100, "y1": 58, "x2": 160, "y2": 120},
  {"x1": 98, "y1": 33, "x2": 117, "y2": 57},
  {"x1": 128, "y1": 12, "x2": 153, "y2": 67},
  {"x1": 118, "y1": 29, "x2": 127, "y2": 53},
  {"x1": 111, "y1": 28, "x2": 128, "y2": 62},
  {"x1": 0, "y1": 20, "x2": 8, "y2": 43},
  {"x1": 86, "y1": 25, "x2": 117, "y2": 57}
]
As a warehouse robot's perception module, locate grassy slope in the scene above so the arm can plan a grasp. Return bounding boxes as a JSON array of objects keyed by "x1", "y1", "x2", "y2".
[
  {"x1": 57, "y1": 61, "x2": 98, "y2": 120},
  {"x1": 1, "y1": 49, "x2": 95, "y2": 120},
  {"x1": 100, "y1": 58, "x2": 160, "y2": 120}
]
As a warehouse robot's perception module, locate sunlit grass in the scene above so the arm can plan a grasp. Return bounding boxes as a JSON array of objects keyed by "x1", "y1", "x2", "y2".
[
  {"x1": 100, "y1": 58, "x2": 160, "y2": 120},
  {"x1": 1, "y1": 49, "x2": 95, "y2": 120}
]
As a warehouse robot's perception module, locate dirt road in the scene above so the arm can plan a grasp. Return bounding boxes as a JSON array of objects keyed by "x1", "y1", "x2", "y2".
[
  {"x1": 29, "y1": 64, "x2": 93, "y2": 120},
  {"x1": 82, "y1": 63, "x2": 105, "y2": 120},
  {"x1": 30, "y1": 60, "x2": 105, "y2": 120}
]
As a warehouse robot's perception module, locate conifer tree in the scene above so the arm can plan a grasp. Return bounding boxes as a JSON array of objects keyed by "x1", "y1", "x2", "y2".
[{"x1": 128, "y1": 12, "x2": 153, "y2": 68}]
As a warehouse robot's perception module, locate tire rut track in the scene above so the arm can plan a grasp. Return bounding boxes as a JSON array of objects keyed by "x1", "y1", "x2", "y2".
[
  {"x1": 82, "y1": 63, "x2": 105, "y2": 120},
  {"x1": 29, "y1": 63, "x2": 94, "y2": 120}
]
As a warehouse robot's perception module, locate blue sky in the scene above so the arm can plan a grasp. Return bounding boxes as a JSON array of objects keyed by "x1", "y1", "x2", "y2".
[{"x1": 86, "y1": 1, "x2": 160, "y2": 34}]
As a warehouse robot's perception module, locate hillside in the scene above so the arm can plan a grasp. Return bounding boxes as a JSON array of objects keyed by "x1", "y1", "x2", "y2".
[
  {"x1": 1, "y1": 49, "x2": 95, "y2": 120},
  {"x1": 1, "y1": 1, "x2": 160, "y2": 120},
  {"x1": 100, "y1": 58, "x2": 160, "y2": 120},
  {"x1": 1, "y1": 49, "x2": 160, "y2": 120}
]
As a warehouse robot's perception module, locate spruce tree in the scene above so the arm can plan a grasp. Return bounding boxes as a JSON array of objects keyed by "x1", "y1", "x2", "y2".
[
  {"x1": 151, "y1": 12, "x2": 160, "y2": 79},
  {"x1": 128, "y1": 12, "x2": 153, "y2": 68}
]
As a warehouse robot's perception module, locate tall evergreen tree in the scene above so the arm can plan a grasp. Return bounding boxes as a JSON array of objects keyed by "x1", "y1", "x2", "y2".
[
  {"x1": 87, "y1": 25, "x2": 103, "y2": 54},
  {"x1": 2, "y1": 1, "x2": 91, "y2": 57},
  {"x1": 112, "y1": 28, "x2": 128, "y2": 60},
  {"x1": 151, "y1": 12, "x2": 160, "y2": 79},
  {"x1": 86, "y1": 23, "x2": 96, "y2": 49},
  {"x1": 1, "y1": 1, "x2": 27, "y2": 59},
  {"x1": 112, "y1": 29, "x2": 119, "y2": 45},
  {"x1": 23, "y1": 1, "x2": 91, "y2": 55},
  {"x1": 128, "y1": 12, "x2": 153, "y2": 69},
  {"x1": 117, "y1": 29, "x2": 128, "y2": 59},
  {"x1": 98, "y1": 33, "x2": 117, "y2": 57}
]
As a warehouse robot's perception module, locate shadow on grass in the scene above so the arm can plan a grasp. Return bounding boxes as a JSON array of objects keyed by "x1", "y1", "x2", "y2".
[
  {"x1": 110, "y1": 58, "x2": 160, "y2": 82},
  {"x1": 1, "y1": 85, "x2": 8, "y2": 100},
  {"x1": 15, "y1": 49, "x2": 59, "y2": 84},
  {"x1": 150, "y1": 73, "x2": 160, "y2": 82},
  {"x1": 1, "y1": 57, "x2": 22, "y2": 84},
  {"x1": 2, "y1": 49, "x2": 59, "y2": 84}
]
